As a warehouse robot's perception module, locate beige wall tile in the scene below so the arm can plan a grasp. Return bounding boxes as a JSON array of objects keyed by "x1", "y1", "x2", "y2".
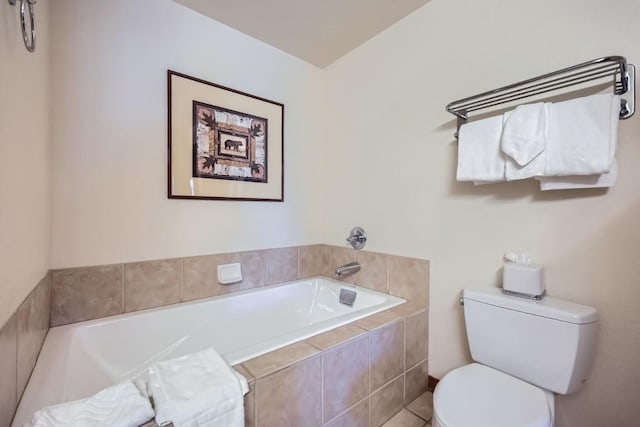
[
  {"x1": 229, "y1": 250, "x2": 266, "y2": 290},
  {"x1": 356, "y1": 251, "x2": 389, "y2": 293},
  {"x1": 406, "y1": 391, "x2": 433, "y2": 422},
  {"x1": 244, "y1": 341, "x2": 320, "y2": 379},
  {"x1": 322, "y1": 335, "x2": 369, "y2": 422},
  {"x1": 233, "y1": 364, "x2": 256, "y2": 427},
  {"x1": 355, "y1": 310, "x2": 402, "y2": 331},
  {"x1": 390, "y1": 302, "x2": 425, "y2": 317},
  {"x1": 324, "y1": 397, "x2": 369, "y2": 427},
  {"x1": 51, "y1": 264, "x2": 123, "y2": 326},
  {"x1": 298, "y1": 245, "x2": 328, "y2": 279},
  {"x1": 405, "y1": 309, "x2": 428, "y2": 369},
  {"x1": 124, "y1": 259, "x2": 181, "y2": 312},
  {"x1": 370, "y1": 375, "x2": 404, "y2": 427},
  {"x1": 328, "y1": 246, "x2": 358, "y2": 284},
  {"x1": 266, "y1": 247, "x2": 298, "y2": 285},
  {"x1": 184, "y1": 251, "x2": 266, "y2": 302},
  {"x1": 233, "y1": 363, "x2": 255, "y2": 383},
  {"x1": 306, "y1": 324, "x2": 367, "y2": 351},
  {"x1": 37, "y1": 274, "x2": 51, "y2": 345},
  {"x1": 388, "y1": 256, "x2": 429, "y2": 306},
  {"x1": 255, "y1": 355, "x2": 322, "y2": 427},
  {"x1": 245, "y1": 381, "x2": 256, "y2": 427},
  {"x1": 404, "y1": 360, "x2": 429, "y2": 404},
  {"x1": 182, "y1": 253, "x2": 229, "y2": 301},
  {"x1": 16, "y1": 275, "x2": 50, "y2": 401},
  {"x1": 382, "y1": 408, "x2": 425, "y2": 427},
  {"x1": 0, "y1": 315, "x2": 17, "y2": 427},
  {"x1": 370, "y1": 320, "x2": 405, "y2": 391}
]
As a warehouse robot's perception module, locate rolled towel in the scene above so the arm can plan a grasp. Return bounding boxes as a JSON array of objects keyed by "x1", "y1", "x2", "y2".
[
  {"x1": 544, "y1": 93, "x2": 620, "y2": 176},
  {"x1": 456, "y1": 115, "x2": 506, "y2": 182},
  {"x1": 148, "y1": 348, "x2": 249, "y2": 427},
  {"x1": 501, "y1": 102, "x2": 547, "y2": 167},
  {"x1": 536, "y1": 159, "x2": 618, "y2": 190},
  {"x1": 26, "y1": 381, "x2": 153, "y2": 427}
]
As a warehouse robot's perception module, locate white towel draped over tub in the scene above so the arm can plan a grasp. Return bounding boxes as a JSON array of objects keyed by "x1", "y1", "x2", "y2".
[
  {"x1": 148, "y1": 348, "x2": 249, "y2": 427},
  {"x1": 25, "y1": 381, "x2": 154, "y2": 427}
]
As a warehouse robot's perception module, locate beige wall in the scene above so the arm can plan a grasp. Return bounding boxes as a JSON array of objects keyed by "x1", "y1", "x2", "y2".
[
  {"x1": 324, "y1": 0, "x2": 640, "y2": 426},
  {"x1": 0, "y1": 1, "x2": 50, "y2": 328},
  {"x1": 50, "y1": 0, "x2": 326, "y2": 268}
]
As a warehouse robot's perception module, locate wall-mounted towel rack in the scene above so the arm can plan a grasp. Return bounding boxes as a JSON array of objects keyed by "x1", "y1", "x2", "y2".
[{"x1": 446, "y1": 56, "x2": 635, "y2": 136}]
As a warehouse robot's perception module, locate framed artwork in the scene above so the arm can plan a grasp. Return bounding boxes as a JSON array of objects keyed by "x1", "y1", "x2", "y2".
[{"x1": 168, "y1": 70, "x2": 284, "y2": 201}]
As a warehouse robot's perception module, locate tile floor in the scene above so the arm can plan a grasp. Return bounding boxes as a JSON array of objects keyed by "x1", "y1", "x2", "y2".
[{"x1": 382, "y1": 390, "x2": 433, "y2": 427}]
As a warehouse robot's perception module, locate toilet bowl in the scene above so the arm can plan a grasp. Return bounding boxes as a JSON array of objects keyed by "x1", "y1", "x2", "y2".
[
  {"x1": 432, "y1": 363, "x2": 554, "y2": 427},
  {"x1": 431, "y1": 288, "x2": 597, "y2": 427}
]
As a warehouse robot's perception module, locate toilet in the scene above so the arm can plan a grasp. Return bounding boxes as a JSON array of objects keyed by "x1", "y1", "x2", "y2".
[{"x1": 432, "y1": 288, "x2": 598, "y2": 427}]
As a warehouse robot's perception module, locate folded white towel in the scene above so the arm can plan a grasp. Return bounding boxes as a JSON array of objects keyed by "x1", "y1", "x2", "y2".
[
  {"x1": 456, "y1": 115, "x2": 506, "y2": 182},
  {"x1": 148, "y1": 348, "x2": 249, "y2": 427},
  {"x1": 503, "y1": 106, "x2": 549, "y2": 181},
  {"x1": 26, "y1": 381, "x2": 154, "y2": 427},
  {"x1": 501, "y1": 102, "x2": 547, "y2": 166},
  {"x1": 537, "y1": 159, "x2": 618, "y2": 190},
  {"x1": 544, "y1": 93, "x2": 620, "y2": 176}
]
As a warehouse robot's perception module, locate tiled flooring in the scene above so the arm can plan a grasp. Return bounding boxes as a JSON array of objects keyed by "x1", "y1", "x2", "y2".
[{"x1": 382, "y1": 391, "x2": 433, "y2": 427}]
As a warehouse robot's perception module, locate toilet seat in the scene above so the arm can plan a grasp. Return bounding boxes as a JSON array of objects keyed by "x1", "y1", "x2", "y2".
[{"x1": 433, "y1": 363, "x2": 553, "y2": 427}]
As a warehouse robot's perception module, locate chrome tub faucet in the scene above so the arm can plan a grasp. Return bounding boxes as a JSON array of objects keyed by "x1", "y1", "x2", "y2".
[{"x1": 335, "y1": 261, "x2": 361, "y2": 278}]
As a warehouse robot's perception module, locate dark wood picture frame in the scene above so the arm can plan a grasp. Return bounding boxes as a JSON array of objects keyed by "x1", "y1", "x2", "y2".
[{"x1": 168, "y1": 70, "x2": 284, "y2": 201}]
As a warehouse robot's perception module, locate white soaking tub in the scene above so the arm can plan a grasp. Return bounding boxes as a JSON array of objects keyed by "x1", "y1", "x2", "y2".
[{"x1": 13, "y1": 276, "x2": 404, "y2": 426}]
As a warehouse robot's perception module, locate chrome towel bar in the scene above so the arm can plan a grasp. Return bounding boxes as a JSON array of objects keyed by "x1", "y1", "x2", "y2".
[
  {"x1": 446, "y1": 56, "x2": 635, "y2": 137},
  {"x1": 8, "y1": 0, "x2": 36, "y2": 53}
]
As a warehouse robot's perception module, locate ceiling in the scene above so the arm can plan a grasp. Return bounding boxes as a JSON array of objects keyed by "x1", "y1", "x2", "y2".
[{"x1": 174, "y1": 0, "x2": 430, "y2": 68}]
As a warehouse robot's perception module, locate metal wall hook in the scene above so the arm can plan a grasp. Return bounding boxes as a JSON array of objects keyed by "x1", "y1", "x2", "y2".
[{"x1": 8, "y1": 0, "x2": 36, "y2": 53}]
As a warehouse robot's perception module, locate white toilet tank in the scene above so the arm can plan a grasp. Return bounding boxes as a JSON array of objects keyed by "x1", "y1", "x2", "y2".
[{"x1": 463, "y1": 288, "x2": 598, "y2": 394}]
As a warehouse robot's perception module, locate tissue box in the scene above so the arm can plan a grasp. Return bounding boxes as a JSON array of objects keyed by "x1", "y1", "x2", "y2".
[{"x1": 503, "y1": 262, "x2": 544, "y2": 296}]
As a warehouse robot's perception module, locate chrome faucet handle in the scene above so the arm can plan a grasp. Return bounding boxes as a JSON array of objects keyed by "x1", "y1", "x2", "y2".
[{"x1": 346, "y1": 227, "x2": 367, "y2": 250}]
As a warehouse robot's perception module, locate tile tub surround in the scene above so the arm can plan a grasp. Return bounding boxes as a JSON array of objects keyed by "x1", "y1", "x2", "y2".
[
  {"x1": 235, "y1": 303, "x2": 429, "y2": 427},
  {"x1": 0, "y1": 274, "x2": 51, "y2": 427},
  {"x1": 50, "y1": 244, "x2": 429, "y2": 326}
]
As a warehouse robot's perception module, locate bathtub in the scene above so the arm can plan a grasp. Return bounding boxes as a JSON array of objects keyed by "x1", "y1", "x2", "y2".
[{"x1": 13, "y1": 276, "x2": 404, "y2": 426}]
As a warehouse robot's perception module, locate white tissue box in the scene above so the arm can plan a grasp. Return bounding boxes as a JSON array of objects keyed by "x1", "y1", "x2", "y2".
[{"x1": 503, "y1": 262, "x2": 544, "y2": 296}]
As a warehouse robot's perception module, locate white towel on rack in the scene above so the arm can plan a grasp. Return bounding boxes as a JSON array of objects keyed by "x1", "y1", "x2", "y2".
[
  {"x1": 501, "y1": 102, "x2": 547, "y2": 166},
  {"x1": 503, "y1": 106, "x2": 549, "y2": 181},
  {"x1": 456, "y1": 115, "x2": 506, "y2": 182},
  {"x1": 544, "y1": 93, "x2": 620, "y2": 176},
  {"x1": 536, "y1": 159, "x2": 618, "y2": 190}
]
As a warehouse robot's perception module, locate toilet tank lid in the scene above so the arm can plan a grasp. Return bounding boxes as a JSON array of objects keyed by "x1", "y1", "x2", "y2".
[{"x1": 463, "y1": 288, "x2": 598, "y2": 324}]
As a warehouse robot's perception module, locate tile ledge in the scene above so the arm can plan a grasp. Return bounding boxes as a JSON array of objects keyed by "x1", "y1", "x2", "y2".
[
  {"x1": 389, "y1": 302, "x2": 427, "y2": 318},
  {"x1": 354, "y1": 309, "x2": 402, "y2": 331},
  {"x1": 305, "y1": 323, "x2": 368, "y2": 351},
  {"x1": 242, "y1": 341, "x2": 321, "y2": 379}
]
